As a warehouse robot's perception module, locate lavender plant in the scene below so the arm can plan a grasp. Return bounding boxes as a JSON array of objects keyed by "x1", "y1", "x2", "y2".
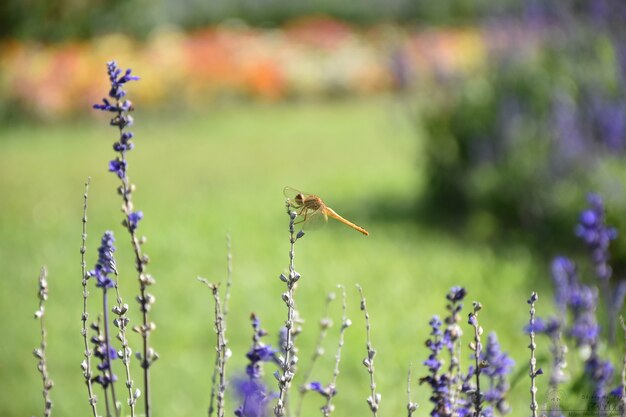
[
  {"x1": 93, "y1": 61, "x2": 157, "y2": 416},
  {"x1": 406, "y1": 366, "x2": 418, "y2": 417},
  {"x1": 419, "y1": 288, "x2": 514, "y2": 417},
  {"x1": 548, "y1": 256, "x2": 614, "y2": 401},
  {"x1": 575, "y1": 194, "x2": 623, "y2": 341},
  {"x1": 87, "y1": 231, "x2": 120, "y2": 416},
  {"x1": 79, "y1": 177, "x2": 100, "y2": 417},
  {"x1": 207, "y1": 235, "x2": 234, "y2": 417},
  {"x1": 274, "y1": 203, "x2": 305, "y2": 417},
  {"x1": 198, "y1": 280, "x2": 229, "y2": 417},
  {"x1": 467, "y1": 302, "x2": 484, "y2": 416},
  {"x1": 319, "y1": 285, "x2": 350, "y2": 417},
  {"x1": 527, "y1": 292, "x2": 542, "y2": 417},
  {"x1": 33, "y1": 266, "x2": 53, "y2": 417},
  {"x1": 356, "y1": 284, "x2": 380, "y2": 416},
  {"x1": 235, "y1": 314, "x2": 279, "y2": 417},
  {"x1": 420, "y1": 288, "x2": 458, "y2": 416}
]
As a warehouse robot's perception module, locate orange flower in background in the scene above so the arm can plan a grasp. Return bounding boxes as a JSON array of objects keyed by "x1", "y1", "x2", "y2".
[{"x1": 0, "y1": 18, "x2": 490, "y2": 119}]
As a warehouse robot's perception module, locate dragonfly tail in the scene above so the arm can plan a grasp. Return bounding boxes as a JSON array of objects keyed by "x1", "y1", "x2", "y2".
[{"x1": 325, "y1": 207, "x2": 369, "y2": 236}]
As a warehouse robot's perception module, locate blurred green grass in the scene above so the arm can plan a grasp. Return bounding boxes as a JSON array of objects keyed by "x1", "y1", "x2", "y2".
[{"x1": 0, "y1": 96, "x2": 547, "y2": 416}]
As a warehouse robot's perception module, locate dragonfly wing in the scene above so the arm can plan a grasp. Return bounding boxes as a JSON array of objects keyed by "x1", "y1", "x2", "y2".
[
  {"x1": 301, "y1": 207, "x2": 328, "y2": 231},
  {"x1": 283, "y1": 187, "x2": 306, "y2": 200}
]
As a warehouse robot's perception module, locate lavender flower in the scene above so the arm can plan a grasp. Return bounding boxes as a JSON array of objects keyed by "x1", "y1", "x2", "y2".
[
  {"x1": 93, "y1": 61, "x2": 139, "y2": 183},
  {"x1": 90, "y1": 320, "x2": 118, "y2": 390},
  {"x1": 94, "y1": 60, "x2": 156, "y2": 416},
  {"x1": 420, "y1": 315, "x2": 452, "y2": 417},
  {"x1": 88, "y1": 231, "x2": 116, "y2": 289},
  {"x1": 235, "y1": 379, "x2": 272, "y2": 417},
  {"x1": 586, "y1": 355, "x2": 614, "y2": 398},
  {"x1": 480, "y1": 333, "x2": 514, "y2": 415},
  {"x1": 235, "y1": 314, "x2": 277, "y2": 417},
  {"x1": 87, "y1": 232, "x2": 120, "y2": 416},
  {"x1": 575, "y1": 194, "x2": 617, "y2": 281},
  {"x1": 550, "y1": 256, "x2": 600, "y2": 346},
  {"x1": 127, "y1": 211, "x2": 143, "y2": 232}
]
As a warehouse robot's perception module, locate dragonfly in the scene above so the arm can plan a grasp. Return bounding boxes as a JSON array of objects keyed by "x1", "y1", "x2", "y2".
[{"x1": 284, "y1": 187, "x2": 369, "y2": 236}]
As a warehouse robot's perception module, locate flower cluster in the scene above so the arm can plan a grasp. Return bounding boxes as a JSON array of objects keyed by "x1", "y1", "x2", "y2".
[
  {"x1": 480, "y1": 333, "x2": 514, "y2": 415},
  {"x1": 550, "y1": 256, "x2": 599, "y2": 346},
  {"x1": 93, "y1": 61, "x2": 139, "y2": 176},
  {"x1": 235, "y1": 314, "x2": 277, "y2": 417},
  {"x1": 87, "y1": 231, "x2": 116, "y2": 289},
  {"x1": 93, "y1": 61, "x2": 143, "y2": 230},
  {"x1": 419, "y1": 287, "x2": 516, "y2": 417},
  {"x1": 90, "y1": 320, "x2": 118, "y2": 388},
  {"x1": 420, "y1": 315, "x2": 452, "y2": 417},
  {"x1": 575, "y1": 194, "x2": 617, "y2": 281}
]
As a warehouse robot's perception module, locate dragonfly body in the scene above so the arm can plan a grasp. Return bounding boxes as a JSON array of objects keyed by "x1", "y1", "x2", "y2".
[{"x1": 284, "y1": 187, "x2": 369, "y2": 236}]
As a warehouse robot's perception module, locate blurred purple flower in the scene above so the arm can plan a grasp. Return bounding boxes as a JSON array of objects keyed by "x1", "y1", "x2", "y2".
[
  {"x1": 524, "y1": 316, "x2": 560, "y2": 336},
  {"x1": 234, "y1": 379, "x2": 271, "y2": 417},
  {"x1": 236, "y1": 314, "x2": 278, "y2": 417},
  {"x1": 480, "y1": 333, "x2": 514, "y2": 414},
  {"x1": 575, "y1": 194, "x2": 617, "y2": 281},
  {"x1": 127, "y1": 211, "x2": 143, "y2": 232}
]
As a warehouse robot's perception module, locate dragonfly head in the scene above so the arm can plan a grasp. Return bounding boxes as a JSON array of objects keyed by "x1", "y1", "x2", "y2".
[{"x1": 295, "y1": 193, "x2": 305, "y2": 205}]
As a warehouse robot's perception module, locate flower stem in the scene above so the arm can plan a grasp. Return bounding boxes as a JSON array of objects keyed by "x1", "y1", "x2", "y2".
[{"x1": 80, "y1": 178, "x2": 99, "y2": 417}]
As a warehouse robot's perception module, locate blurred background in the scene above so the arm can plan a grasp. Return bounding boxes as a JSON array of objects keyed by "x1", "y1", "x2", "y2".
[{"x1": 2, "y1": 0, "x2": 626, "y2": 416}]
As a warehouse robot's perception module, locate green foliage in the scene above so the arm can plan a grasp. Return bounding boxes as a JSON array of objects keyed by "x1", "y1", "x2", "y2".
[
  {"x1": 419, "y1": 23, "x2": 626, "y2": 255},
  {"x1": 0, "y1": 0, "x2": 521, "y2": 41}
]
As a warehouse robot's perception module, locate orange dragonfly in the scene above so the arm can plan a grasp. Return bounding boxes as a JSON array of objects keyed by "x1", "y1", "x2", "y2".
[{"x1": 284, "y1": 187, "x2": 369, "y2": 236}]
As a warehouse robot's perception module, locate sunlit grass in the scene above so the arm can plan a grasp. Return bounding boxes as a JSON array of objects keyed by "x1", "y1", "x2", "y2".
[{"x1": 0, "y1": 96, "x2": 548, "y2": 416}]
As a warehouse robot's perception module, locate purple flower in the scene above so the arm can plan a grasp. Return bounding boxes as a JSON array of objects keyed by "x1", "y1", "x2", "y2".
[
  {"x1": 236, "y1": 314, "x2": 278, "y2": 417},
  {"x1": 524, "y1": 316, "x2": 560, "y2": 336},
  {"x1": 93, "y1": 61, "x2": 139, "y2": 176},
  {"x1": 446, "y1": 286, "x2": 467, "y2": 304},
  {"x1": 305, "y1": 381, "x2": 336, "y2": 399},
  {"x1": 479, "y1": 333, "x2": 514, "y2": 414},
  {"x1": 87, "y1": 231, "x2": 116, "y2": 289},
  {"x1": 234, "y1": 379, "x2": 271, "y2": 417},
  {"x1": 90, "y1": 324, "x2": 118, "y2": 388},
  {"x1": 98, "y1": 61, "x2": 140, "y2": 102},
  {"x1": 551, "y1": 256, "x2": 577, "y2": 312},
  {"x1": 585, "y1": 356, "x2": 614, "y2": 397},
  {"x1": 575, "y1": 194, "x2": 617, "y2": 281},
  {"x1": 127, "y1": 211, "x2": 143, "y2": 232},
  {"x1": 420, "y1": 315, "x2": 453, "y2": 417},
  {"x1": 108, "y1": 159, "x2": 126, "y2": 179}
]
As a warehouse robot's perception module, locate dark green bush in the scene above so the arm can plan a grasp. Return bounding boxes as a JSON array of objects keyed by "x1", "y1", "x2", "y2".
[{"x1": 419, "y1": 13, "x2": 626, "y2": 257}]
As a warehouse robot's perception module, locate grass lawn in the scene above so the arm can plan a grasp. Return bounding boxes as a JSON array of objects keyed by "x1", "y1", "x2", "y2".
[{"x1": 1, "y1": 96, "x2": 557, "y2": 416}]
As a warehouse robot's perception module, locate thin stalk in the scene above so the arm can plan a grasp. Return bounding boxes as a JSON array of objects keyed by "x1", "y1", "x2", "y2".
[
  {"x1": 528, "y1": 292, "x2": 539, "y2": 417},
  {"x1": 274, "y1": 205, "x2": 302, "y2": 417},
  {"x1": 296, "y1": 292, "x2": 335, "y2": 417},
  {"x1": 112, "y1": 268, "x2": 136, "y2": 417},
  {"x1": 34, "y1": 266, "x2": 53, "y2": 417},
  {"x1": 406, "y1": 365, "x2": 418, "y2": 417},
  {"x1": 357, "y1": 284, "x2": 380, "y2": 416},
  {"x1": 199, "y1": 279, "x2": 228, "y2": 417},
  {"x1": 209, "y1": 234, "x2": 233, "y2": 417},
  {"x1": 102, "y1": 288, "x2": 120, "y2": 416},
  {"x1": 79, "y1": 178, "x2": 99, "y2": 416},
  {"x1": 321, "y1": 285, "x2": 350, "y2": 417}
]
